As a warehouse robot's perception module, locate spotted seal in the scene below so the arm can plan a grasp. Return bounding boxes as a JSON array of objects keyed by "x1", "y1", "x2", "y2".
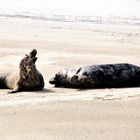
[
  {"x1": 0, "y1": 49, "x2": 44, "y2": 93},
  {"x1": 49, "y1": 63, "x2": 140, "y2": 88}
]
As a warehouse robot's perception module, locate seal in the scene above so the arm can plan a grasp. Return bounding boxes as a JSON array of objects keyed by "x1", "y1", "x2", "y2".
[
  {"x1": 49, "y1": 63, "x2": 140, "y2": 88},
  {"x1": 0, "y1": 49, "x2": 45, "y2": 93}
]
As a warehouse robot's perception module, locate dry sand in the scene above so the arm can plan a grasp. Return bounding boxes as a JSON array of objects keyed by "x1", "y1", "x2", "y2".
[
  {"x1": 0, "y1": 100, "x2": 140, "y2": 140},
  {"x1": 0, "y1": 17, "x2": 140, "y2": 139}
]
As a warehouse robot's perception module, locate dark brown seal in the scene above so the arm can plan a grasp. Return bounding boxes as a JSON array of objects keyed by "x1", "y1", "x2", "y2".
[
  {"x1": 0, "y1": 49, "x2": 44, "y2": 93},
  {"x1": 49, "y1": 63, "x2": 140, "y2": 88}
]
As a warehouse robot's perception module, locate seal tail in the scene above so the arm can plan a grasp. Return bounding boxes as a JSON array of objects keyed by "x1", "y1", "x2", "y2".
[{"x1": 0, "y1": 74, "x2": 7, "y2": 88}]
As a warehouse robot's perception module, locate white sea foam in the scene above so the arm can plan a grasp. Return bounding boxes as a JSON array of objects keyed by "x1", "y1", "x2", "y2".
[{"x1": 0, "y1": 0, "x2": 139, "y2": 25}]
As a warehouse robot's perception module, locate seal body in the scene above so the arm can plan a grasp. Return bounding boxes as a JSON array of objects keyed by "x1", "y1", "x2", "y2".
[
  {"x1": 49, "y1": 63, "x2": 140, "y2": 88},
  {"x1": 0, "y1": 49, "x2": 44, "y2": 93}
]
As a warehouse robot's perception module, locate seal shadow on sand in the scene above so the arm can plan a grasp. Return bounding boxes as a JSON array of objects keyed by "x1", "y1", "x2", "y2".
[
  {"x1": 36, "y1": 88, "x2": 55, "y2": 93},
  {"x1": 76, "y1": 86, "x2": 140, "y2": 91}
]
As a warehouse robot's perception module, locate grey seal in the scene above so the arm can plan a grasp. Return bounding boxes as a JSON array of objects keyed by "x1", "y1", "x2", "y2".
[
  {"x1": 49, "y1": 63, "x2": 140, "y2": 88},
  {"x1": 0, "y1": 49, "x2": 44, "y2": 93}
]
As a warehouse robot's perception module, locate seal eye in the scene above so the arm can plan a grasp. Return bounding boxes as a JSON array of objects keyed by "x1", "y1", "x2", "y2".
[
  {"x1": 76, "y1": 68, "x2": 81, "y2": 74},
  {"x1": 83, "y1": 72, "x2": 89, "y2": 77},
  {"x1": 55, "y1": 74, "x2": 60, "y2": 79}
]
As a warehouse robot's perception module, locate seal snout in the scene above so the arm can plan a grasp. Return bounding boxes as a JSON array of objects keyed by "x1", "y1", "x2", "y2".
[
  {"x1": 49, "y1": 77, "x2": 56, "y2": 84},
  {"x1": 30, "y1": 49, "x2": 37, "y2": 58}
]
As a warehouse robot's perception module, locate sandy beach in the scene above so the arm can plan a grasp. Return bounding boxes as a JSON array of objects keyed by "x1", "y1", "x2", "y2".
[{"x1": 0, "y1": 16, "x2": 140, "y2": 139}]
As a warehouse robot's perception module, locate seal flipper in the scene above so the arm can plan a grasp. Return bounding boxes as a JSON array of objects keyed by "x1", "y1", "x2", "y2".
[
  {"x1": 71, "y1": 75, "x2": 79, "y2": 83},
  {"x1": 0, "y1": 74, "x2": 8, "y2": 88},
  {"x1": 8, "y1": 86, "x2": 20, "y2": 94}
]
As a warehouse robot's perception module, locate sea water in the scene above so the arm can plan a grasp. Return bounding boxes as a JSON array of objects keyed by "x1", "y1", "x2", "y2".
[{"x1": 0, "y1": 0, "x2": 140, "y2": 26}]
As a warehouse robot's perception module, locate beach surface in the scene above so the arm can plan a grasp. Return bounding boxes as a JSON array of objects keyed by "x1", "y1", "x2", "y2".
[{"x1": 0, "y1": 17, "x2": 140, "y2": 139}]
